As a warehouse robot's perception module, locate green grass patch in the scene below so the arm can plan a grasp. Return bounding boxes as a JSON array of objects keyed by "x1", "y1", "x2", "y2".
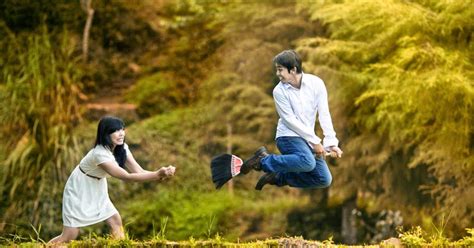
[{"x1": 2, "y1": 227, "x2": 473, "y2": 247}]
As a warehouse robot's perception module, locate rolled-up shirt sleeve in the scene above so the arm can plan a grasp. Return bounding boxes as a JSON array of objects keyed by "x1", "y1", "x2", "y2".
[
  {"x1": 316, "y1": 82, "x2": 339, "y2": 148},
  {"x1": 274, "y1": 89, "x2": 322, "y2": 145}
]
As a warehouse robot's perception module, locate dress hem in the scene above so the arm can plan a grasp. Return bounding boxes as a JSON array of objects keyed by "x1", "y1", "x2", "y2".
[{"x1": 63, "y1": 210, "x2": 118, "y2": 228}]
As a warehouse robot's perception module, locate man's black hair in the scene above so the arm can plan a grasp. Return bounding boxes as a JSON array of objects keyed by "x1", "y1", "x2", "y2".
[{"x1": 273, "y1": 50, "x2": 302, "y2": 73}]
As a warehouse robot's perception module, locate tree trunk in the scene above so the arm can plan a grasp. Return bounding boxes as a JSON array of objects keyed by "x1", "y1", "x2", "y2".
[
  {"x1": 226, "y1": 123, "x2": 233, "y2": 195},
  {"x1": 341, "y1": 195, "x2": 358, "y2": 244},
  {"x1": 81, "y1": 0, "x2": 94, "y2": 62}
]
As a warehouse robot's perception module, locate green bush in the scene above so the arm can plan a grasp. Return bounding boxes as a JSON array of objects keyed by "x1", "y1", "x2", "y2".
[
  {"x1": 122, "y1": 190, "x2": 239, "y2": 240},
  {"x1": 399, "y1": 226, "x2": 474, "y2": 247},
  {"x1": 126, "y1": 72, "x2": 178, "y2": 117},
  {"x1": 0, "y1": 24, "x2": 84, "y2": 237}
]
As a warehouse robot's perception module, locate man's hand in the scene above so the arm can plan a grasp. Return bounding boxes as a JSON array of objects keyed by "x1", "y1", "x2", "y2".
[
  {"x1": 313, "y1": 143, "x2": 326, "y2": 158},
  {"x1": 328, "y1": 146, "x2": 343, "y2": 158},
  {"x1": 156, "y1": 165, "x2": 176, "y2": 180}
]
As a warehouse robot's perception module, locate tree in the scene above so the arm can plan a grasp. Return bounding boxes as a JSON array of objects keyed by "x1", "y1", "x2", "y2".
[
  {"x1": 126, "y1": 0, "x2": 225, "y2": 116},
  {"x1": 80, "y1": 0, "x2": 94, "y2": 62},
  {"x1": 297, "y1": 0, "x2": 473, "y2": 237},
  {"x1": 0, "y1": 26, "x2": 84, "y2": 236}
]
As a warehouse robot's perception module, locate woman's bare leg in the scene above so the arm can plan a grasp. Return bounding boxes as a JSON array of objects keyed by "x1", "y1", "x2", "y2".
[
  {"x1": 105, "y1": 213, "x2": 125, "y2": 239},
  {"x1": 48, "y1": 226, "x2": 80, "y2": 243}
]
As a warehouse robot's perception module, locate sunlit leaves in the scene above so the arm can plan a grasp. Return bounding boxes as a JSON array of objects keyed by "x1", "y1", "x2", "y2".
[
  {"x1": 0, "y1": 27, "x2": 83, "y2": 234},
  {"x1": 298, "y1": 0, "x2": 473, "y2": 233}
]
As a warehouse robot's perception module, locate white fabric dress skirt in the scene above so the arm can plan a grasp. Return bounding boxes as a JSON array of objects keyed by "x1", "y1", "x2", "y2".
[{"x1": 62, "y1": 166, "x2": 118, "y2": 227}]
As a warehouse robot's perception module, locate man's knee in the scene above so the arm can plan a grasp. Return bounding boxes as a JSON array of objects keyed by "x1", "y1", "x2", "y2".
[
  {"x1": 299, "y1": 155, "x2": 316, "y2": 172},
  {"x1": 320, "y1": 173, "x2": 332, "y2": 188}
]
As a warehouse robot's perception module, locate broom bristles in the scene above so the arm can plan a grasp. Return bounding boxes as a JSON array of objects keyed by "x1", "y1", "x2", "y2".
[{"x1": 210, "y1": 154, "x2": 233, "y2": 189}]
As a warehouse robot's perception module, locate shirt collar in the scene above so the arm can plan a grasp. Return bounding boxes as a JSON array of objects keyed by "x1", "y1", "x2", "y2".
[{"x1": 282, "y1": 72, "x2": 305, "y2": 89}]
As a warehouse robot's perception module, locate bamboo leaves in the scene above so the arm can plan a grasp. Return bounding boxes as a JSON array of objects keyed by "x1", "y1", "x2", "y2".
[
  {"x1": 298, "y1": 0, "x2": 474, "y2": 232},
  {"x1": 0, "y1": 27, "x2": 83, "y2": 234}
]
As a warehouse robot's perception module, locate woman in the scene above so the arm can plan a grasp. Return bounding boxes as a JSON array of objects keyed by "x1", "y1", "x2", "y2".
[{"x1": 49, "y1": 116, "x2": 176, "y2": 243}]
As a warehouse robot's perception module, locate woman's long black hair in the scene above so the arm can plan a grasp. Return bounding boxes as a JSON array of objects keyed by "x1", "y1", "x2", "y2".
[{"x1": 95, "y1": 116, "x2": 127, "y2": 168}]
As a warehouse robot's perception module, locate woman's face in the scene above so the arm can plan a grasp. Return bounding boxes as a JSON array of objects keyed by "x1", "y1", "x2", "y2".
[{"x1": 110, "y1": 129, "x2": 125, "y2": 147}]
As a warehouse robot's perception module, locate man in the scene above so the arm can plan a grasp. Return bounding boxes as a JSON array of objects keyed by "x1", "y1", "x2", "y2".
[{"x1": 241, "y1": 50, "x2": 343, "y2": 190}]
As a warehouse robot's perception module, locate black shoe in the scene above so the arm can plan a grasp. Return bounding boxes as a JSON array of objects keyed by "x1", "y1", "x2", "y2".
[
  {"x1": 255, "y1": 172, "x2": 277, "y2": 190},
  {"x1": 240, "y1": 146, "x2": 269, "y2": 175}
]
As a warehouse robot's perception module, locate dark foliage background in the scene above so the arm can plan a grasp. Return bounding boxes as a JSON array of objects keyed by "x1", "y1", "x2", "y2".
[{"x1": 0, "y1": 0, "x2": 472, "y2": 244}]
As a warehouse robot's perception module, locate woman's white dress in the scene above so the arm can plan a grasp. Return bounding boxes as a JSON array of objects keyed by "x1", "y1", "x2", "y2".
[{"x1": 62, "y1": 144, "x2": 130, "y2": 227}]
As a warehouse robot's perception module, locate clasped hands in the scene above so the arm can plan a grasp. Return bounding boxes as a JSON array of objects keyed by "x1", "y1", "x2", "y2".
[
  {"x1": 314, "y1": 144, "x2": 343, "y2": 158},
  {"x1": 156, "y1": 165, "x2": 176, "y2": 181}
]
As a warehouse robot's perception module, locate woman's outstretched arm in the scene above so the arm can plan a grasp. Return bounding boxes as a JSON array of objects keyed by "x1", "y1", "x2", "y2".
[
  {"x1": 125, "y1": 152, "x2": 148, "y2": 173},
  {"x1": 99, "y1": 161, "x2": 175, "y2": 182}
]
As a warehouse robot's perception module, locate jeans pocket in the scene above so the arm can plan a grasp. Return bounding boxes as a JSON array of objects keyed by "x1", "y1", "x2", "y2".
[{"x1": 276, "y1": 137, "x2": 291, "y2": 151}]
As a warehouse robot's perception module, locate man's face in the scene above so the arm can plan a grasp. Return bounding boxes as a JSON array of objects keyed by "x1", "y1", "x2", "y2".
[{"x1": 275, "y1": 64, "x2": 294, "y2": 83}]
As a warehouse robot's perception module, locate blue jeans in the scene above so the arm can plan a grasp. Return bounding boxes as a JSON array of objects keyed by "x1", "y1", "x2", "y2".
[{"x1": 260, "y1": 136, "x2": 332, "y2": 188}]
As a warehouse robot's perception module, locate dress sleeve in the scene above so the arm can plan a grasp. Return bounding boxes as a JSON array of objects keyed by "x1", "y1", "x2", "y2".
[
  {"x1": 94, "y1": 146, "x2": 116, "y2": 166},
  {"x1": 124, "y1": 143, "x2": 132, "y2": 156}
]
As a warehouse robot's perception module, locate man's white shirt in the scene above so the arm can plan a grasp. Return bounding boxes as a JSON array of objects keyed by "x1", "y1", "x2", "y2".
[{"x1": 273, "y1": 72, "x2": 339, "y2": 148}]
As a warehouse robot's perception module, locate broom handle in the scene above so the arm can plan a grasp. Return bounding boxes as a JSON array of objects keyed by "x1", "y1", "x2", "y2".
[
  {"x1": 323, "y1": 151, "x2": 340, "y2": 157},
  {"x1": 314, "y1": 152, "x2": 336, "y2": 157}
]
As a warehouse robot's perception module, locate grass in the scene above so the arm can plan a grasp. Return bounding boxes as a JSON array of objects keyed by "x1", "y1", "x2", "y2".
[
  {"x1": 0, "y1": 236, "x2": 354, "y2": 247},
  {"x1": 1, "y1": 225, "x2": 473, "y2": 247},
  {"x1": 1, "y1": 228, "x2": 473, "y2": 248}
]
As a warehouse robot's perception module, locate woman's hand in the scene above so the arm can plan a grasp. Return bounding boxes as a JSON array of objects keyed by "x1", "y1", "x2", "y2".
[{"x1": 156, "y1": 165, "x2": 176, "y2": 180}]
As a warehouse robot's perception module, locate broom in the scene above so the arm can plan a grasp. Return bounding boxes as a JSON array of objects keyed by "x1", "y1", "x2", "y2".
[
  {"x1": 210, "y1": 151, "x2": 335, "y2": 189},
  {"x1": 210, "y1": 154, "x2": 243, "y2": 189}
]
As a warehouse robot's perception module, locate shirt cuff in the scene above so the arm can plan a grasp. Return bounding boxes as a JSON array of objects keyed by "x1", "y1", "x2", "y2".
[
  {"x1": 307, "y1": 136, "x2": 322, "y2": 147},
  {"x1": 322, "y1": 137, "x2": 339, "y2": 148}
]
